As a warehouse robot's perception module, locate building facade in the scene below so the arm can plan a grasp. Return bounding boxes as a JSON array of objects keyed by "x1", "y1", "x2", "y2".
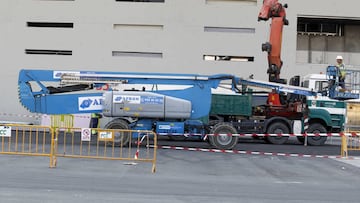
[{"x1": 1, "y1": 0, "x2": 360, "y2": 122}]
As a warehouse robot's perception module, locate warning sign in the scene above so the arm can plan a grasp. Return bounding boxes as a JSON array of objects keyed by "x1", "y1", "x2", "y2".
[
  {"x1": 81, "y1": 128, "x2": 91, "y2": 141},
  {"x1": 98, "y1": 131, "x2": 113, "y2": 141},
  {"x1": 0, "y1": 126, "x2": 11, "y2": 137}
]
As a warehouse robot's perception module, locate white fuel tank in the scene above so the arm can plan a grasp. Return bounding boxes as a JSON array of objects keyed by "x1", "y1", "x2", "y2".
[{"x1": 102, "y1": 91, "x2": 191, "y2": 119}]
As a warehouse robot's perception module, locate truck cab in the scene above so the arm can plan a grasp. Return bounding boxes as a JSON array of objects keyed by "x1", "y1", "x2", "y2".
[
  {"x1": 300, "y1": 73, "x2": 346, "y2": 145},
  {"x1": 302, "y1": 74, "x2": 329, "y2": 93}
]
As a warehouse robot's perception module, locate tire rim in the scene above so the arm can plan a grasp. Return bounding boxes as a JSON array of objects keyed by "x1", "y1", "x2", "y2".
[
  {"x1": 310, "y1": 129, "x2": 322, "y2": 141},
  {"x1": 114, "y1": 131, "x2": 128, "y2": 143},
  {"x1": 273, "y1": 128, "x2": 286, "y2": 140}
]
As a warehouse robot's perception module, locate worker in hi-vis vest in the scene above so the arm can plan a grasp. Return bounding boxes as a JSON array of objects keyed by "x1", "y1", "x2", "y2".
[
  {"x1": 89, "y1": 113, "x2": 102, "y2": 135},
  {"x1": 336, "y1": 55, "x2": 346, "y2": 89}
]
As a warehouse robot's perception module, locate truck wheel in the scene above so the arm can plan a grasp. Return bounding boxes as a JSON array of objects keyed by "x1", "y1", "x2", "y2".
[
  {"x1": 266, "y1": 122, "x2": 289, "y2": 145},
  {"x1": 208, "y1": 123, "x2": 238, "y2": 150},
  {"x1": 206, "y1": 120, "x2": 220, "y2": 144},
  {"x1": 306, "y1": 123, "x2": 327, "y2": 146},
  {"x1": 104, "y1": 119, "x2": 130, "y2": 147},
  {"x1": 296, "y1": 136, "x2": 305, "y2": 144}
]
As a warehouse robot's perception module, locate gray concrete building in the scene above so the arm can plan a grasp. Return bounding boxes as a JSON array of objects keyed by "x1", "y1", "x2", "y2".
[{"x1": 1, "y1": 0, "x2": 360, "y2": 122}]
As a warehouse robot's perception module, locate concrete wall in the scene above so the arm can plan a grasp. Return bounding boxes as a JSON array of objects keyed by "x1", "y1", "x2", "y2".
[{"x1": 1, "y1": 0, "x2": 360, "y2": 122}]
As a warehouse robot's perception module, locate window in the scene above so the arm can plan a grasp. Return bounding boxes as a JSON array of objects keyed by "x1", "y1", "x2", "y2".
[
  {"x1": 296, "y1": 17, "x2": 360, "y2": 65},
  {"x1": 115, "y1": 0, "x2": 164, "y2": 2},
  {"x1": 112, "y1": 51, "x2": 162, "y2": 58},
  {"x1": 315, "y1": 81, "x2": 328, "y2": 92},
  {"x1": 303, "y1": 80, "x2": 309, "y2": 88},
  {"x1": 297, "y1": 17, "x2": 343, "y2": 36},
  {"x1": 25, "y1": 49, "x2": 72, "y2": 55},
  {"x1": 204, "y1": 26, "x2": 255, "y2": 34},
  {"x1": 203, "y1": 55, "x2": 254, "y2": 62},
  {"x1": 113, "y1": 24, "x2": 163, "y2": 30},
  {"x1": 34, "y1": 0, "x2": 75, "y2": 1},
  {"x1": 206, "y1": 0, "x2": 256, "y2": 5},
  {"x1": 27, "y1": 22, "x2": 74, "y2": 28}
]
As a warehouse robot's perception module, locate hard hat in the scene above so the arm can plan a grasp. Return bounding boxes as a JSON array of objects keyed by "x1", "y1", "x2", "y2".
[{"x1": 336, "y1": 55, "x2": 343, "y2": 60}]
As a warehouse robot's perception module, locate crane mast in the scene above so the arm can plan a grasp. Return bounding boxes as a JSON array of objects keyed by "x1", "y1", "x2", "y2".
[{"x1": 258, "y1": 0, "x2": 289, "y2": 84}]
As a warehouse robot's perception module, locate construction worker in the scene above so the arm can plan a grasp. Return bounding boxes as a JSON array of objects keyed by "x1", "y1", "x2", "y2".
[
  {"x1": 89, "y1": 113, "x2": 102, "y2": 135},
  {"x1": 336, "y1": 55, "x2": 346, "y2": 89}
]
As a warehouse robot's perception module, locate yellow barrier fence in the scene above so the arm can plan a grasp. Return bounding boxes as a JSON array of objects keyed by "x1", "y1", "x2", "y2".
[
  {"x1": 0, "y1": 124, "x2": 157, "y2": 173},
  {"x1": 0, "y1": 124, "x2": 56, "y2": 168},
  {"x1": 341, "y1": 132, "x2": 360, "y2": 158},
  {"x1": 54, "y1": 127, "x2": 157, "y2": 173}
]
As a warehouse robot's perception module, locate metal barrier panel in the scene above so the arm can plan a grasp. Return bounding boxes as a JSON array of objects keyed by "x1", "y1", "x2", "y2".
[
  {"x1": 51, "y1": 115, "x2": 74, "y2": 128},
  {"x1": 341, "y1": 132, "x2": 360, "y2": 158},
  {"x1": 343, "y1": 101, "x2": 360, "y2": 157},
  {"x1": 54, "y1": 127, "x2": 157, "y2": 173},
  {"x1": 0, "y1": 124, "x2": 56, "y2": 167}
]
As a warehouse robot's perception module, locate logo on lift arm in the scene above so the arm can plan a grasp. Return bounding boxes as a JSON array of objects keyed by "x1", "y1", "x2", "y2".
[
  {"x1": 78, "y1": 97, "x2": 103, "y2": 111},
  {"x1": 113, "y1": 95, "x2": 141, "y2": 104}
]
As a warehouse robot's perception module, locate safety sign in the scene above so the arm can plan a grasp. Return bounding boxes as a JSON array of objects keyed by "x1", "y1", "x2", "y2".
[
  {"x1": 98, "y1": 131, "x2": 113, "y2": 141},
  {"x1": 81, "y1": 128, "x2": 91, "y2": 141},
  {"x1": 0, "y1": 126, "x2": 11, "y2": 137}
]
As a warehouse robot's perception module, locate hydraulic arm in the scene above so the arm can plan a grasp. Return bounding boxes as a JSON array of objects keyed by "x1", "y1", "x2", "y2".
[{"x1": 258, "y1": 0, "x2": 289, "y2": 84}]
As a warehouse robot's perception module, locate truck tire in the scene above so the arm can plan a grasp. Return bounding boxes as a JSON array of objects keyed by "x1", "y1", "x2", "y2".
[
  {"x1": 208, "y1": 123, "x2": 238, "y2": 150},
  {"x1": 206, "y1": 120, "x2": 221, "y2": 144},
  {"x1": 296, "y1": 136, "x2": 305, "y2": 144},
  {"x1": 306, "y1": 123, "x2": 327, "y2": 146},
  {"x1": 266, "y1": 122, "x2": 289, "y2": 145},
  {"x1": 104, "y1": 119, "x2": 130, "y2": 147}
]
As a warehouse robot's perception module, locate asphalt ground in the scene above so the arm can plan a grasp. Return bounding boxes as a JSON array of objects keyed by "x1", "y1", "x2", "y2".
[
  {"x1": 1, "y1": 136, "x2": 360, "y2": 202},
  {"x1": 160, "y1": 135, "x2": 360, "y2": 156}
]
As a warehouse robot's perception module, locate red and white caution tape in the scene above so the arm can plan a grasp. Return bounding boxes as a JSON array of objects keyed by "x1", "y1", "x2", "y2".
[
  {"x1": 204, "y1": 132, "x2": 359, "y2": 138},
  {"x1": 159, "y1": 133, "x2": 360, "y2": 139},
  {"x1": 134, "y1": 134, "x2": 149, "y2": 159},
  {"x1": 157, "y1": 145, "x2": 360, "y2": 160}
]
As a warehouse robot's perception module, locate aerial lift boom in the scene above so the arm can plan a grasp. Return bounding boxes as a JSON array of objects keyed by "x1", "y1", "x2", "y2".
[{"x1": 18, "y1": 69, "x2": 231, "y2": 116}]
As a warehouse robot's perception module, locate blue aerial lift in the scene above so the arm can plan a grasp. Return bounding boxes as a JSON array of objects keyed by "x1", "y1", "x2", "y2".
[{"x1": 18, "y1": 69, "x2": 322, "y2": 149}]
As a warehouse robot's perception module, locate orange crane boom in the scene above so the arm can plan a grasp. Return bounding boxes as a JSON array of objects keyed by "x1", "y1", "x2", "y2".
[{"x1": 258, "y1": 0, "x2": 289, "y2": 84}]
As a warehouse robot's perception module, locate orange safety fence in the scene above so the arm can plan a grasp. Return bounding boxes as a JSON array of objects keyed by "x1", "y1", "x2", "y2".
[
  {"x1": 341, "y1": 132, "x2": 360, "y2": 158},
  {"x1": 54, "y1": 127, "x2": 157, "y2": 173},
  {"x1": 0, "y1": 123, "x2": 157, "y2": 173},
  {"x1": 0, "y1": 124, "x2": 56, "y2": 168}
]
